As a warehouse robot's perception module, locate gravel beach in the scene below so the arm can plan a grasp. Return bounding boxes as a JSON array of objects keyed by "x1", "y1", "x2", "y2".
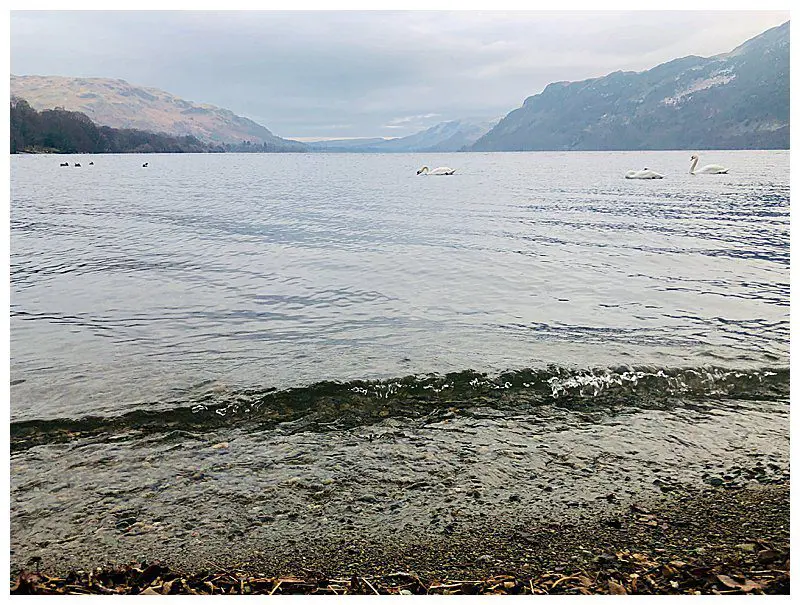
[{"x1": 11, "y1": 481, "x2": 789, "y2": 594}]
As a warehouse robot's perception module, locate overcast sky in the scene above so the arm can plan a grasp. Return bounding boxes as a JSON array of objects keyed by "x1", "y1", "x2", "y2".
[{"x1": 10, "y1": 10, "x2": 790, "y2": 140}]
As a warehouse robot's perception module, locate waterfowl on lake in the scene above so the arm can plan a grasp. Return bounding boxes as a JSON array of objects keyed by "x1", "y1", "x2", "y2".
[
  {"x1": 689, "y1": 154, "x2": 728, "y2": 175},
  {"x1": 625, "y1": 168, "x2": 664, "y2": 179},
  {"x1": 74, "y1": 163, "x2": 81, "y2": 167},
  {"x1": 142, "y1": 162, "x2": 149, "y2": 167},
  {"x1": 60, "y1": 162, "x2": 69, "y2": 167},
  {"x1": 417, "y1": 166, "x2": 456, "y2": 175}
]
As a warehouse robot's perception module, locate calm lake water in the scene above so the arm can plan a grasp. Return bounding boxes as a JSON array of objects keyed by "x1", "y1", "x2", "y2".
[
  {"x1": 10, "y1": 151, "x2": 789, "y2": 571},
  {"x1": 10, "y1": 151, "x2": 789, "y2": 421}
]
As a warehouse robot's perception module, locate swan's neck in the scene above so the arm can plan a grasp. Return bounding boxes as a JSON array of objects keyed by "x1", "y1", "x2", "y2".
[{"x1": 689, "y1": 157, "x2": 698, "y2": 174}]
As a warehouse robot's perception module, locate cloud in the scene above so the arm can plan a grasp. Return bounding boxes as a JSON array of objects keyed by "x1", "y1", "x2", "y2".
[{"x1": 10, "y1": 10, "x2": 790, "y2": 138}]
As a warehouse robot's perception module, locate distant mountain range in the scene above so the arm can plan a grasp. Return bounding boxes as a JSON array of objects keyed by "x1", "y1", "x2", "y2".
[
  {"x1": 306, "y1": 137, "x2": 389, "y2": 151},
  {"x1": 10, "y1": 75, "x2": 306, "y2": 152},
  {"x1": 9, "y1": 21, "x2": 789, "y2": 154},
  {"x1": 470, "y1": 21, "x2": 789, "y2": 151},
  {"x1": 304, "y1": 118, "x2": 499, "y2": 153}
]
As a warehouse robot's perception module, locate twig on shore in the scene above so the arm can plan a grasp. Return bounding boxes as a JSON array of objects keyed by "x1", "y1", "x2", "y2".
[
  {"x1": 550, "y1": 574, "x2": 582, "y2": 589},
  {"x1": 361, "y1": 576, "x2": 380, "y2": 595}
]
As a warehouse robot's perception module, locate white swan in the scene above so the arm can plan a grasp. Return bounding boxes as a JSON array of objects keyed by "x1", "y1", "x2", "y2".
[
  {"x1": 625, "y1": 168, "x2": 664, "y2": 179},
  {"x1": 689, "y1": 154, "x2": 728, "y2": 175},
  {"x1": 417, "y1": 165, "x2": 456, "y2": 176}
]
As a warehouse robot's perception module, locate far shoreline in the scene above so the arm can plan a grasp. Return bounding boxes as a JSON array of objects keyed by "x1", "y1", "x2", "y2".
[{"x1": 11, "y1": 147, "x2": 790, "y2": 156}]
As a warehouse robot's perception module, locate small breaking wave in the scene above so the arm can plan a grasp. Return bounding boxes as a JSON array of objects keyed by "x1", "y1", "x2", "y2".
[{"x1": 10, "y1": 365, "x2": 788, "y2": 451}]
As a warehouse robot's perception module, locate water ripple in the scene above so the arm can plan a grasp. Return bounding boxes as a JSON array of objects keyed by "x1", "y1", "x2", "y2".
[{"x1": 10, "y1": 151, "x2": 789, "y2": 421}]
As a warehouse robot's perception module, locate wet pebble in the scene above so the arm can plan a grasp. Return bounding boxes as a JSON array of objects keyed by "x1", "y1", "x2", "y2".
[
  {"x1": 115, "y1": 517, "x2": 137, "y2": 531},
  {"x1": 594, "y1": 553, "x2": 618, "y2": 565},
  {"x1": 653, "y1": 478, "x2": 675, "y2": 493}
]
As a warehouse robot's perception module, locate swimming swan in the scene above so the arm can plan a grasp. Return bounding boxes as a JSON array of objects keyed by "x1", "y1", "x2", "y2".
[
  {"x1": 625, "y1": 168, "x2": 664, "y2": 179},
  {"x1": 417, "y1": 166, "x2": 456, "y2": 175},
  {"x1": 689, "y1": 154, "x2": 728, "y2": 175}
]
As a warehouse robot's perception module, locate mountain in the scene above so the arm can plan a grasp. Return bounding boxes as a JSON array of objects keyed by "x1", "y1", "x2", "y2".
[
  {"x1": 10, "y1": 75, "x2": 307, "y2": 152},
  {"x1": 374, "y1": 118, "x2": 499, "y2": 152},
  {"x1": 305, "y1": 118, "x2": 499, "y2": 153},
  {"x1": 471, "y1": 21, "x2": 789, "y2": 151},
  {"x1": 305, "y1": 137, "x2": 390, "y2": 151}
]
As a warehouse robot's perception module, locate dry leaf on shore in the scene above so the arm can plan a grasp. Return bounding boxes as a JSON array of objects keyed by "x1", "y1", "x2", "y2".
[{"x1": 716, "y1": 574, "x2": 762, "y2": 593}]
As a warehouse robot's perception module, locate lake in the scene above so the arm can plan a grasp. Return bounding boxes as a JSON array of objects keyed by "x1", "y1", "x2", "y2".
[
  {"x1": 10, "y1": 151, "x2": 789, "y2": 419},
  {"x1": 9, "y1": 150, "x2": 790, "y2": 571}
]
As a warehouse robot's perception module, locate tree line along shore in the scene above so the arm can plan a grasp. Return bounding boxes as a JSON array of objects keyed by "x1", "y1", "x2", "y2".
[{"x1": 10, "y1": 98, "x2": 301, "y2": 155}]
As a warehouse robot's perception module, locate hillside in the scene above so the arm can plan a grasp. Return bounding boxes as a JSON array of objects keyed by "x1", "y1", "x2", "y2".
[
  {"x1": 471, "y1": 21, "x2": 789, "y2": 151},
  {"x1": 10, "y1": 75, "x2": 306, "y2": 151},
  {"x1": 10, "y1": 97, "x2": 224, "y2": 154}
]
